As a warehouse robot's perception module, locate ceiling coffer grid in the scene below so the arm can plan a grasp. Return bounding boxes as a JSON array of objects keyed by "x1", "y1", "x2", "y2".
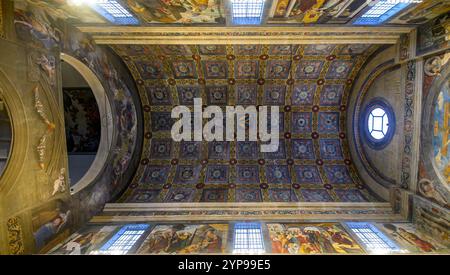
[{"x1": 113, "y1": 44, "x2": 381, "y2": 203}]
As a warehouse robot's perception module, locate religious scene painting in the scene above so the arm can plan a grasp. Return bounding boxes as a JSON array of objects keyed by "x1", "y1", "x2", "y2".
[
  {"x1": 63, "y1": 88, "x2": 101, "y2": 153},
  {"x1": 377, "y1": 223, "x2": 449, "y2": 253},
  {"x1": 267, "y1": 223, "x2": 364, "y2": 254},
  {"x1": 127, "y1": 0, "x2": 225, "y2": 24},
  {"x1": 389, "y1": 0, "x2": 450, "y2": 25},
  {"x1": 136, "y1": 224, "x2": 228, "y2": 254},
  {"x1": 268, "y1": 0, "x2": 367, "y2": 24},
  {"x1": 49, "y1": 226, "x2": 118, "y2": 255},
  {"x1": 31, "y1": 200, "x2": 72, "y2": 253},
  {"x1": 432, "y1": 81, "x2": 450, "y2": 184}
]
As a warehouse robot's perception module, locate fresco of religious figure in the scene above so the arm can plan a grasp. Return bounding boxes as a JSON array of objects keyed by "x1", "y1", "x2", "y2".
[
  {"x1": 49, "y1": 226, "x2": 117, "y2": 254},
  {"x1": 378, "y1": 223, "x2": 448, "y2": 253},
  {"x1": 126, "y1": 0, "x2": 224, "y2": 24},
  {"x1": 268, "y1": 223, "x2": 364, "y2": 254},
  {"x1": 433, "y1": 81, "x2": 450, "y2": 184},
  {"x1": 136, "y1": 224, "x2": 228, "y2": 254}
]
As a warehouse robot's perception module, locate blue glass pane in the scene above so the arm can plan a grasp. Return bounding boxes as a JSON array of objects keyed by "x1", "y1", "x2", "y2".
[
  {"x1": 347, "y1": 222, "x2": 401, "y2": 253},
  {"x1": 231, "y1": 0, "x2": 265, "y2": 25},
  {"x1": 98, "y1": 224, "x2": 149, "y2": 254},
  {"x1": 233, "y1": 223, "x2": 265, "y2": 253},
  {"x1": 89, "y1": 0, "x2": 139, "y2": 25},
  {"x1": 353, "y1": 1, "x2": 410, "y2": 25}
]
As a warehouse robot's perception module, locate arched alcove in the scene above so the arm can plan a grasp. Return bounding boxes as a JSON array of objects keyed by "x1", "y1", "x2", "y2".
[
  {"x1": 60, "y1": 53, "x2": 114, "y2": 194},
  {"x1": 0, "y1": 96, "x2": 12, "y2": 178}
]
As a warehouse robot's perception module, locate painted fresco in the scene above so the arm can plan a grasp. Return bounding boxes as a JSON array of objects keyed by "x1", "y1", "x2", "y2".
[
  {"x1": 432, "y1": 81, "x2": 450, "y2": 184},
  {"x1": 49, "y1": 225, "x2": 117, "y2": 254},
  {"x1": 267, "y1": 223, "x2": 364, "y2": 254},
  {"x1": 137, "y1": 224, "x2": 228, "y2": 254},
  {"x1": 63, "y1": 88, "x2": 101, "y2": 153},
  {"x1": 114, "y1": 44, "x2": 379, "y2": 203},
  {"x1": 268, "y1": 0, "x2": 365, "y2": 24},
  {"x1": 390, "y1": 0, "x2": 450, "y2": 25},
  {"x1": 417, "y1": 13, "x2": 449, "y2": 56},
  {"x1": 127, "y1": 0, "x2": 224, "y2": 24},
  {"x1": 377, "y1": 223, "x2": 449, "y2": 253},
  {"x1": 32, "y1": 200, "x2": 72, "y2": 253}
]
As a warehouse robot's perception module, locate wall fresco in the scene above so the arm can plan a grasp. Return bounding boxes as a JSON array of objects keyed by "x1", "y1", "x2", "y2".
[
  {"x1": 127, "y1": 0, "x2": 224, "y2": 24},
  {"x1": 267, "y1": 222, "x2": 364, "y2": 254},
  {"x1": 137, "y1": 224, "x2": 228, "y2": 254},
  {"x1": 416, "y1": 13, "x2": 449, "y2": 56},
  {"x1": 49, "y1": 225, "x2": 118, "y2": 254},
  {"x1": 377, "y1": 222, "x2": 449, "y2": 253}
]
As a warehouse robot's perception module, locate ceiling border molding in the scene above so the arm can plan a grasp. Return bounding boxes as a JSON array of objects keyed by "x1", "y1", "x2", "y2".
[
  {"x1": 77, "y1": 26, "x2": 413, "y2": 45},
  {"x1": 90, "y1": 202, "x2": 403, "y2": 222}
]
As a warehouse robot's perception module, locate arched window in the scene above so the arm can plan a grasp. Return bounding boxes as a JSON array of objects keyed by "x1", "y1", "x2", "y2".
[
  {"x1": 61, "y1": 53, "x2": 113, "y2": 194},
  {"x1": 361, "y1": 98, "x2": 395, "y2": 150},
  {"x1": 0, "y1": 98, "x2": 12, "y2": 178}
]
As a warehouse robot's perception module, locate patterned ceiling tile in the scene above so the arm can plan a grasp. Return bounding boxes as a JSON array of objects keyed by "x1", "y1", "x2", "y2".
[
  {"x1": 292, "y1": 112, "x2": 313, "y2": 133},
  {"x1": 206, "y1": 85, "x2": 228, "y2": 105},
  {"x1": 236, "y1": 84, "x2": 258, "y2": 105},
  {"x1": 295, "y1": 60, "x2": 324, "y2": 79},
  {"x1": 292, "y1": 84, "x2": 316, "y2": 106},
  {"x1": 205, "y1": 165, "x2": 229, "y2": 184},
  {"x1": 320, "y1": 84, "x2": 344, "y2": 106},
  {"x1": 198, "y1": 45, "x2": 227, "y2": 55},
  {"x1": 266, "y1": 60, "x2": 292, "y2": 79},
  {"x1": 234, "y1": 45, "x2": 261, "y2": 55},
  {"x1": 174, "y1": 165, "x2": 202, "y2": 184},
  {"x1": 159, "y1": 45, "x2": 191, "y2": 55},
  {"x1": 235, "y1": 60, "x2": 259, "y2": 79},
  {"x1": 292, "y1": 139, "x2": 316, "y2": 160},
  {"x1": 114, "y1": 43, "x2": 381, "y2": 203},
  {"x1": 236, "y1": 141, "x2": 258, "y2": 159},
  {"x1": 235, "y1": 188, "x2": 262, "y2": 202},
  {"x1": 236, "y1": 165, "x2": 260, "y2": 184},
  {"x1": 200, "y1": 188, "x2": 228, "y2": 202},
  {"x1": 268, "y1": 189, "x2": 299, "y2": 202},
  {"x1": 263, "y1": 85, "x2": 286, "y2": 105},
  {"x1": 146, "y1": 86, "x2": 172, "y2": 105},
  {"x1": 129, "y1": 189, "x2": 160, "y2": 203},
  {"x1": 326, "y1": 60, "x2": 354, "y2": 79},
  {"x1": 171, "y1": 60, "x2": 198, "y2": 79},
  {"x1": 301, "y1": 189, "x2": 333, "y2": 202},
  {"x1": 266, "y1": 165, "x2": 291, "y2": 184},
  {"x1": 304, "y1": 44, "x2": 336, "y2": 56},
  {"x1": 149, "y1": 139, "x2": 173, "y2": 159},
  {"x1": 208, "y1": 141, "x2": 230, "y2": 159},
  {"x1": 318, "y1": 112, "x2": 340, "y2": 134},
  {"x1": 294, "y1": 165, "x2": 323, "y2": 184},
  {"x1": 140, "y1": 165, "x2": 171, "y2": 184},
  {"x1": 151, "y1": 112, "x2": 174, "y2": 131},
  {"x1": 202, "y1": 60, "x2": 228, "y2": 79},
  {"x1": 164, "y1": 188, "x2": 196, "y2": 203},
  {"x1": 264, "y1": 139, "x2": 287, "y2": 159},
  {"x1": 177, "y1": 86, "x2": 201, "y2": 105},
  {"x1": 269, "y1": 45, "x2": 295, "y2": 55},
  {"x1": 136, "y1": 60, "x2": 166, "y2": 79},
  {"x1": 180, "y1": 141, "x2": 202, "y2": 160},
  {"x1": 324, "y1": 165, "x2": 353, "y2": 184},
  {"x1": 334, "y1": 189, "x2": 367, "y2": 202},
  {"x1": 319, "y1": 139, "x2": 344, "y2": 160}
]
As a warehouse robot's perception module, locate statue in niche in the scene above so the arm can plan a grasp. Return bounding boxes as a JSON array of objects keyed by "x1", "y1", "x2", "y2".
[{"x1": 52, "y1": 168, "x2": 66, "y2": 196}]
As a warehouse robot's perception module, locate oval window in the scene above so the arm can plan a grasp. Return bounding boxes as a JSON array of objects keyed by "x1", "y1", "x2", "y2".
[{"x1": 362, "y1": 99, "x2": 395, "y2": 150}]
